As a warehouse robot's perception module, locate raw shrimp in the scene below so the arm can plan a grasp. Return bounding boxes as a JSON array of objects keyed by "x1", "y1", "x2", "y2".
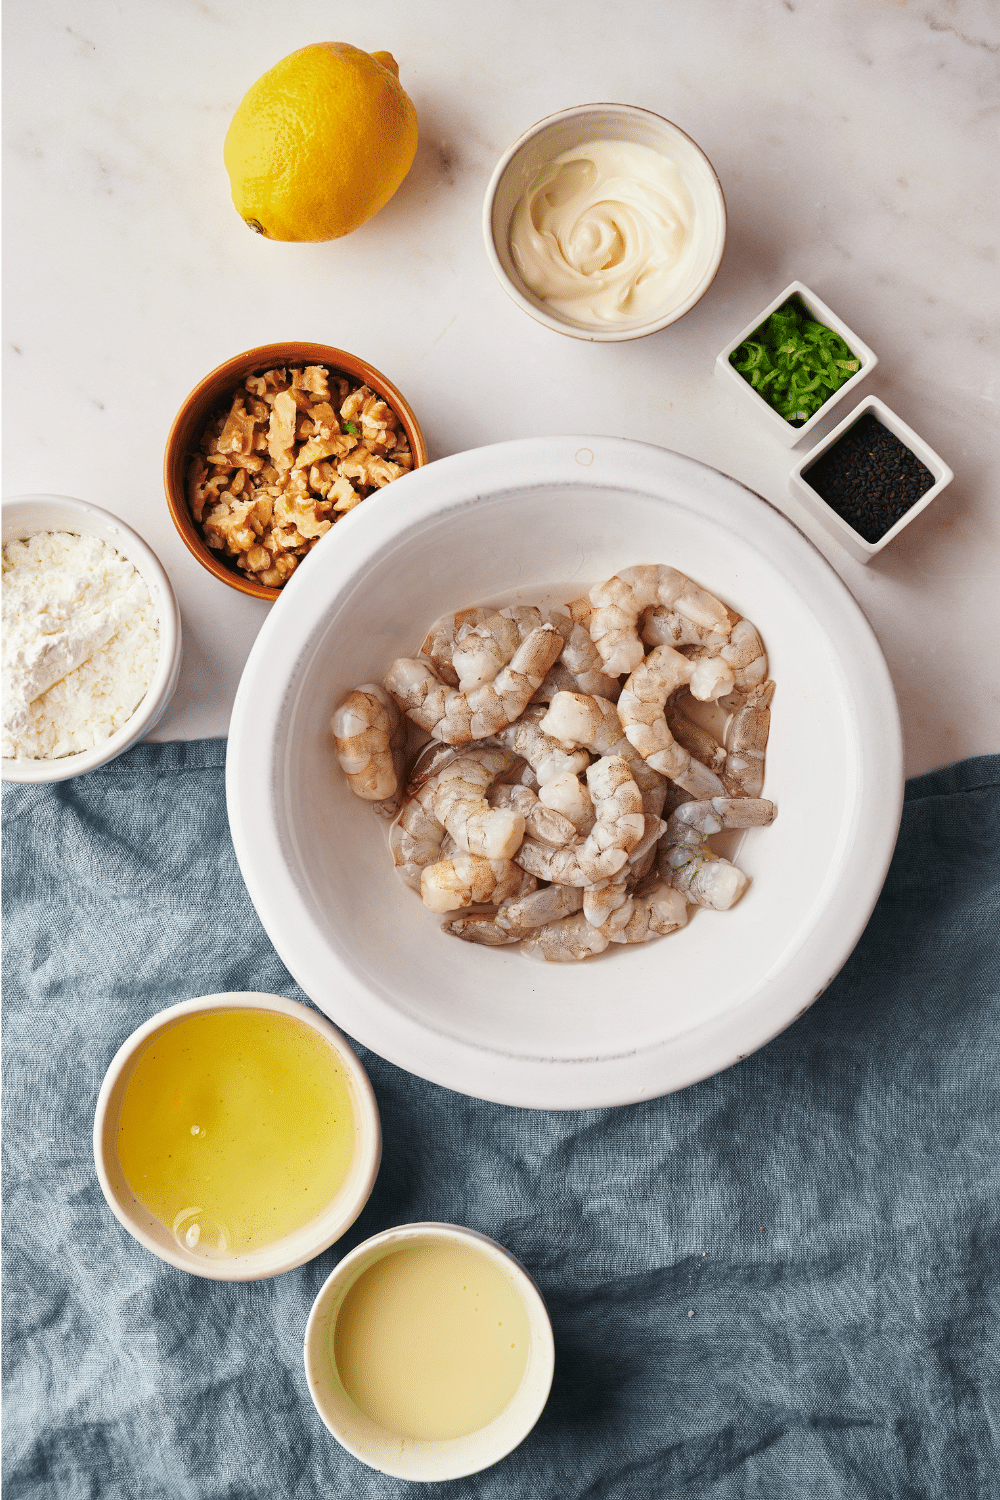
[
  {"x1": 520, "y1": 911, "x2": 611, "y2": 962},
  {"x1": 665, "y1": 697, "x2": 728, "y2": 776},
  {"x1": 419, "y1": 607, "x2": 493, "y2": 686},
  {"x1": 451, "y1": 606, "x2": 542, "y2": 693},
  {"x1": 723, "y1": 681, "x2": 775, "y2": 798},
  {"x1": 416, "y1": 746, "x2": 526, "y2": 859},
  {"x1": 487, "y1": 782, "x2": 577, "y2": 847},
  {"x1": 421, "y1": 855, "x2": 531, "y2": 914},
  {"x1": 589, "y1": 564, "x2": 733, "y2": 676},
  {"x1": 536, "y1": 767, "x2": 595, "y2": 835},
  {"x1": 521, "y1": 881, "x2": 688, "y2": 960},
  {"x1": 538, "y1": 692, "x2": 669, "y2": 816},
  {"x1": 577, "y1": 755, "x2": 645, "y2": 882},
  {"x1": 615, "y1": 645, "x2": 734, "y2": 798},
  {"x1": 389, "y1": 744, "x2": 524, "y2": 891},
  {"x1": 546, "y1": 611, "x2": 621, "y2": 699},
  {"x1": 385, "y1": 623, "x2": 563, "y2": 744},
  {"x1": 442, "y1": 883, "x2": 584, "y2": 946},
  {"x1": 331, "y1": 684, "x2": 405, "y2": 809},
  {"x1": 657, "y1": 797, "x2": 776, "y2": 909},
  {"x1": 605, "y1": 883, "x2": 688, "y2": 944},
  {"x1": 494, "y1": 705, "x2": 590, "y2": 787}
]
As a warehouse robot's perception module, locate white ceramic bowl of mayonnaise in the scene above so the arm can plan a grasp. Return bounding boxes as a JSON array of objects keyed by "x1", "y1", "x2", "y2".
[
  {"x1": 304, "y1": 1222, "x2": 554, "y2": 1481},
  {"x1": 483, "y1": 104, "x2": 726, "y2": 341},
  {"x1": 1, "y1": 495, "x2": 182, "y2": 783}
]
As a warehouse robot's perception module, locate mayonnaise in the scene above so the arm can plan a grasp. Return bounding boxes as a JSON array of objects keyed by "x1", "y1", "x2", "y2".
[{"x1": 509, "y1": 139, "x2": 700, "y2": 326}]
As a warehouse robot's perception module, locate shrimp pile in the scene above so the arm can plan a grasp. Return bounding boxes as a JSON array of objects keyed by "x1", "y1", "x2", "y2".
[{"x1": 330, "y1": 564, "x2": 777, "y2": 962}]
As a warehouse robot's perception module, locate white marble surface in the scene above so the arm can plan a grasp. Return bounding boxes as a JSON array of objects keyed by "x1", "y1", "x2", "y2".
[{"x1": 4, "y1": 0, "x2": 998, "y2": 778}]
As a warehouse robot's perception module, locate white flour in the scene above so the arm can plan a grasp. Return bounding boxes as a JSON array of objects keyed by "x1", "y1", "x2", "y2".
[{"x1": 2, "y1": 531, "x2": 160, "y2": 760}]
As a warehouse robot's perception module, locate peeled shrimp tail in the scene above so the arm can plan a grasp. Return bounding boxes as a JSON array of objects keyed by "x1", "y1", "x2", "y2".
[
  {"x1": 331, "y1": 684, "x2": 403, "y2": 805},
  {"x1": 666, "y1": 698, "x2": 728, "y2": 775},
  {"x1": 589, "y1": 564, "x2": 733, "y2": 677}
]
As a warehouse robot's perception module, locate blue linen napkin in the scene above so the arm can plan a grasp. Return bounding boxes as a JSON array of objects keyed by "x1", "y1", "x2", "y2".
[{"x1": 3, "y1": 742, "x2": 998, "y2": 1499}]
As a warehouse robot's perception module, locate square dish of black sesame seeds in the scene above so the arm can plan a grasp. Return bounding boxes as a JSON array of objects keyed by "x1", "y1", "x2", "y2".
[{"x1": 801, "y1": 411, "x2": 937, "y2": 545}]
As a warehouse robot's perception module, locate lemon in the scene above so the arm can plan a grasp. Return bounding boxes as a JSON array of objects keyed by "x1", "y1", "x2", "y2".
[{"x1": 224, "y1": 43, "x2": 418, "y2": 242}]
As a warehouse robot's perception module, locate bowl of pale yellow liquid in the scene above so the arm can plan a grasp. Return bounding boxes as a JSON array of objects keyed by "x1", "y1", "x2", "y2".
[
  {"x1": 304, "y1": 1223, "x2": 555, "y2": 1480},
  {"x1": 93, "y1": 992, "x2": 381, "y2": 1280}
]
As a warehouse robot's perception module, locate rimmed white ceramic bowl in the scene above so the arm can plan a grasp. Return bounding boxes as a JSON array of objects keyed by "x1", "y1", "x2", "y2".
[
  {"x1": 483, "y1": 104, "x2": 726, "y2": 341},
  {"x1": 1, "y1": 495, "x2": 182, "y2": 782},
  {"x1": 304, "y1": 1222, "x2": 554, "y2": 1481},
  {"x1": 93, "y1": 992, "x2": 381, "y2": 1281},
  {"x1": 226, "y1": 437, "x2": 904, "y2": 1110}
]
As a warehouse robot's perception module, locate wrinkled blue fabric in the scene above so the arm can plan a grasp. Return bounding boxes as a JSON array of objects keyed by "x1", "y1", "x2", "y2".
[{"x1": 3, "y1": 741, "x2": 999, "y2": 1499}]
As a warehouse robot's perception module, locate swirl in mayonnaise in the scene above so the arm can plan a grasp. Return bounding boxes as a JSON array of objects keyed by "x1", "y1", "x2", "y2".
[{"x1": 509, "y1": 139, "x2": 700, "y2": 326}]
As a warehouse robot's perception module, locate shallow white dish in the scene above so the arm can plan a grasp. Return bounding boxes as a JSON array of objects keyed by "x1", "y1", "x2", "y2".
[
  {"x1": 227, "y1": 437, "x2": 903, "y2": 1110},
  {"x1": 2, "y1": 495, "x2": 182, "y2": 782}
]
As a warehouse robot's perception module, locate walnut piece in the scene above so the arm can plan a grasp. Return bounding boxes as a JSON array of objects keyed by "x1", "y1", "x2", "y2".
[{"x1": 186, "y1": 365, "x2": 413, "y2": 588}]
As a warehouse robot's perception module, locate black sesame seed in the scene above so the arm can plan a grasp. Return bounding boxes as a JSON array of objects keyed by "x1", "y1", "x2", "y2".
[{"x1": 802, "y1": 412, "x2": 936, "y2": 544}]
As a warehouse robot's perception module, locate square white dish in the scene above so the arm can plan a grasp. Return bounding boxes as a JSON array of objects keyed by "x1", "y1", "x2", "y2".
[
  {"x1": 715, "y1": 281, "x2": 877, "y2": 448},
  {"x1": 789, "y1": 395, "x2": 955, "y2": 564},
  {"x1": 226, "y1": 437, "x2": 903, "y2": 1110}
]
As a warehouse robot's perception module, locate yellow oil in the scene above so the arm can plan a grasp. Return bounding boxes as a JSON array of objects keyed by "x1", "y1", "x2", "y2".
[
  {"x1": 334, "y1": 1241, "x2": 530, "y2": 1440},
  {"x1": 117, "y1": 1008, "x2": 356, "y2": 1257}
]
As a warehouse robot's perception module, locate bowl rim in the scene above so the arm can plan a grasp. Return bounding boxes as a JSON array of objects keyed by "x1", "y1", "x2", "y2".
[
  {"x1": 1, "y1": 494, "x2": 182, "y2": 784},
  {"x1": 226, "y1": 435, "x2": 905, "y2": 1110},
  {"x1": 788, "y1": 394, "x2": 954, "y2": 560},
  {"x1": 482, "y1": 103, "x2": 727, "y2": 343},
  {"x1": 162, "y1": 341, "x2": 430, "y2": 602},
  {"x1": 714, "y1": 280, "x2": 878, "y2": 448},
  {"x1": 303, "y1": 1220, "x2": 555, "y2": 1481},
  {"x1": 92, "y1": 990, "x2": 382, "y2": 1281}
]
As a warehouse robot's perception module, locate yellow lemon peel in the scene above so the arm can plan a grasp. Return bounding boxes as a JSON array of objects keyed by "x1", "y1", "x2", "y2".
[{"x1": 224, "y1": 43, "x2": 418, "y2": 243}]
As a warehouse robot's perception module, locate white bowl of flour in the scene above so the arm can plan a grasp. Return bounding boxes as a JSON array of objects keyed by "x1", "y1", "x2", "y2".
[{"x1": 2, "y1": 495, "x2": 181, "y2": 783}]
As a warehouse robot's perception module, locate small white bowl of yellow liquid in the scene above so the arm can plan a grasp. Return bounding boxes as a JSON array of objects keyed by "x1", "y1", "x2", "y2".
[
  {"x1": 304, "y1": 1222, "x2": 555, "y2": 1481},
  {"x1": 93, "y1": 992, "x2": 381, "y2": 1281}
]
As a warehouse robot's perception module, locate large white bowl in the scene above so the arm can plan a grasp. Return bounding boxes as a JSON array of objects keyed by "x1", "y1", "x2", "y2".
[
  {"x1": 2, "y1": 495, "x2": 182, "y2": 782},
  {"x1": 227, "y1": 438, "x2": 903, "y2": 1110}
]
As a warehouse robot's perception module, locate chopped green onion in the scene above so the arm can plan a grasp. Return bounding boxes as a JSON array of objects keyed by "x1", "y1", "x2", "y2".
[{"x1": 729, "y1": 296, "x2": 863, "y2": 425}]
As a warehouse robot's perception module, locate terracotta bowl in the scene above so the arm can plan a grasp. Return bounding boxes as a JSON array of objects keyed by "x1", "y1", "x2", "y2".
[{"x1": 163, "y1": 342, "x2": 429, "y2": 601}]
